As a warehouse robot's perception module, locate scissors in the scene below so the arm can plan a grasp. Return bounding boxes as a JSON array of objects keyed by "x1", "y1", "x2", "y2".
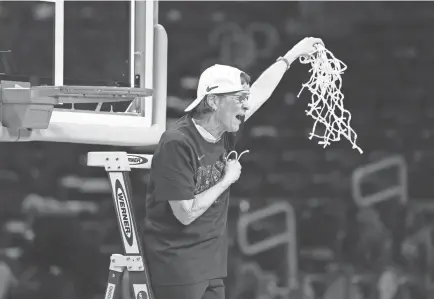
[{"x1": 226, "y1": 150, "x2": 249, "y2": 162}]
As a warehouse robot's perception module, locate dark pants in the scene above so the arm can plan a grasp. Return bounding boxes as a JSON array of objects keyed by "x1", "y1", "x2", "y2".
[{"x1": 152, "y1": 279, "x2": 225, "y2": 299}]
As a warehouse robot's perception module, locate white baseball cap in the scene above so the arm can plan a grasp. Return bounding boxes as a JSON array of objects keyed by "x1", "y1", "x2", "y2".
[{"x1": 184, "y1": 64, "x2": 248, "y2": 112}]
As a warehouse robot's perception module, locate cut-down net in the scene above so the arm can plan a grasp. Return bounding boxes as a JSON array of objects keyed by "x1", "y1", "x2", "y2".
[{"x1": 297, "y1": 44, "x2": 363, "y2": 154}]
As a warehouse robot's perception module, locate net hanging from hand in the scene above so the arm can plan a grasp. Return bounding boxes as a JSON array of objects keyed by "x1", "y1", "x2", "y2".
[{"x1": 297, "y1": 44, "x2": 363, "y2": 154}]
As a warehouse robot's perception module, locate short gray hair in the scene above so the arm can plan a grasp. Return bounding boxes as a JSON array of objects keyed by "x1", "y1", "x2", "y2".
[{"x1": 190, "y1": 95, "x2": 215, "y2": 118}]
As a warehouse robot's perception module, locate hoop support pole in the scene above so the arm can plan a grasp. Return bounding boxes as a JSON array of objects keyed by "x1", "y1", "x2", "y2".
[{"x1": 54, "y1": 0, "x2": 64, "y2": 86}]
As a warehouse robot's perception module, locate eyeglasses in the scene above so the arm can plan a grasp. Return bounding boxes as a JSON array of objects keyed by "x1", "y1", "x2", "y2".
[{"x1": 229, "y1": 92, "x2": 249, "y2": 104}]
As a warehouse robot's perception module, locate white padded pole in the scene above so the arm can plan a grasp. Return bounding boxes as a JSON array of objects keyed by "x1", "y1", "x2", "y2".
[
  {"x1": 54, "y1": 0, "x2": 64, "y2": 86},
  {"x1": 130, "y1": 0, "x2": 136, "y2": 88}
]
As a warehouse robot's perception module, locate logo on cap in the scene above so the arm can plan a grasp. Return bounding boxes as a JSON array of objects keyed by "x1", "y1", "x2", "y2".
[{"x1": 206, "y1": 86, "x2": 219, "y2": 92}]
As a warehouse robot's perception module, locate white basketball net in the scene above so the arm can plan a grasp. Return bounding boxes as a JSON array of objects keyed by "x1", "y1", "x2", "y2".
[{"x1": 297, "y1": 44, "x2": 363, "y2": 154}]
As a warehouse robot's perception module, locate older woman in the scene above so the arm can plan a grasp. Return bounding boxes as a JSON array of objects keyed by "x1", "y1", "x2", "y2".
[{"x1": 143, "y1": 37, "x2": 324, "y2": 299}]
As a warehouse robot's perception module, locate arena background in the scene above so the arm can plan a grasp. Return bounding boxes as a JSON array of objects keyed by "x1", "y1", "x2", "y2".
[{"x1": 0, "y1": 1, "x2": 434, "y2": 299}]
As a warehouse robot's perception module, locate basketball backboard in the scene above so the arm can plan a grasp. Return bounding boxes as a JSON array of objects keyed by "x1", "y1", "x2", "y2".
[{"x1": 0, "y1": 0, "x2": 167, "y2": 147}]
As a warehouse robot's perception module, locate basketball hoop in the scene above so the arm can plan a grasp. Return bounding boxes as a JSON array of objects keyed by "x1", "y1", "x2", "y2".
[{"x1": 297, "y1": 44, "x2": 363, "y2": 154}]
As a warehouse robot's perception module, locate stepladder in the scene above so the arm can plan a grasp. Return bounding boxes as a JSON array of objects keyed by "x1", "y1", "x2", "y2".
[{"x1": 87, "y1": 152, "x2": 154, "y2": 299}]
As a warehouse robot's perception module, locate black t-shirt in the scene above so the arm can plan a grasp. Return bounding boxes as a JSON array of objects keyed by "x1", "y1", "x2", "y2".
[{"x1": 143, "y1": 114, "x2": 244, "y2": 286}]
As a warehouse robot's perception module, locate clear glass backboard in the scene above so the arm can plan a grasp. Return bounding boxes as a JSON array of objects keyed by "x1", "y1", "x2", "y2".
[{"x1": 0, "y1": 0, "x2": 167, "y2": 147}]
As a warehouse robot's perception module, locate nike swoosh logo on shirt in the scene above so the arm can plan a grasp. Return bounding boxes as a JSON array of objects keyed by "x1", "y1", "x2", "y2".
[{"x1": 198, "y1": 154, "x2": 205, "y2": 161}]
